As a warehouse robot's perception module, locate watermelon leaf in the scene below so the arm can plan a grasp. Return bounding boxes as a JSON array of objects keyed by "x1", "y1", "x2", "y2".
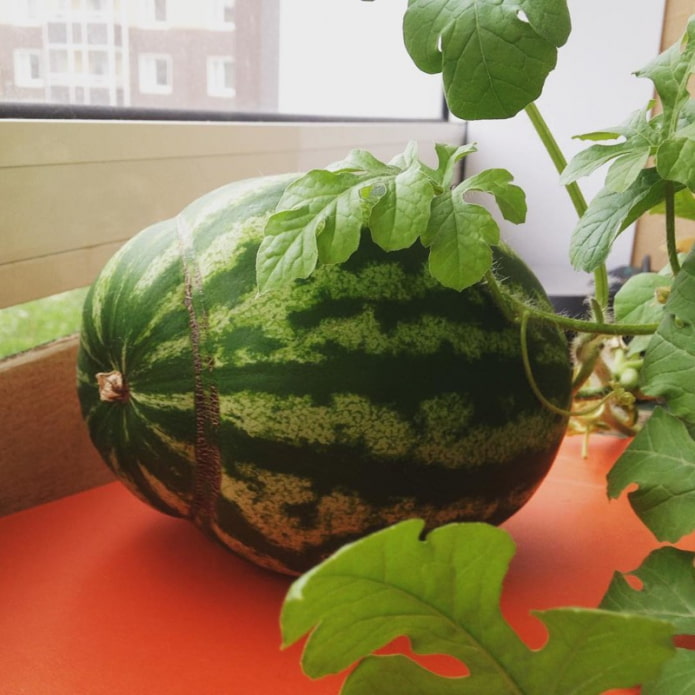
[
  {"x1": 640, "y1": 247, "x2": 695, "y2": 423},
  {"x1": 432, "y1": 142, "x2": 478, "y2": 190},
  {"x1": 257, "y1": 143, "x2": 519, "y2": 293},
  {"x1": 402, "y1": 0, "x2": 570, "y2": 120},
  {"x1": 606, "y1": 250, "x2": 695, "y2": 543},
  {"x1": 613, "y1": 272, "x2": 672, "y2": 328},
  {"x1": 601, "y1": 546, "x2": 695, "y2": 632},
  {"x1": 422, "y1": 193, "x2": 498, "y2": 291},
  {"x1": 281, "y1": 520, "x2": 675, "y2": 694},
  {"x1": 600, "y1": 548, "x2": 695, "y2": 694},
  {"x1": 369, "y1": 159, "x2": 437, "y2": 252},
  {"x1": 636, "y1": 16, "x2": 695, "y2": 136},
  {"x1": 642, "y1": 648, "x2": 695, "y2": 695},
  {"x1": 649, "y1": 188, "x2": 695, "y2": 220},
  {"x1": 458, "y1": 169, "x2": 527, "y2": 224},
  {"x1": 256, "y1": 206, "x2": 321, "y2": 292},
  {"x1": 560, "y1": 104, "x2": 659, "y2": 191},
  {"x1": 656, "y1": 135, "x2": 695, "y2": 190},
  {"x1": 613, "y1": 271, "x2": 673, "y2": 355},
  {"x1": 569, "y1": 168, "x2": 670, "y2": 272},
  {"x1": 607, "y1": 408, "x2": 695, "y2": 543}
]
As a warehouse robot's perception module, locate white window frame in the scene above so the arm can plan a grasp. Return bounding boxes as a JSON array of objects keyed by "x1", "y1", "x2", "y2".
[
  {"x1": 209, "y1": 0, "x2": 235, "y2": 29},
  {"x1": 206, "y1": 56, "x2": 235, "y2": 98},
  {"x1": 140, "y1": 0, "x2": 169, "y2": 27},
  {"x1": 13, "y1": 49, "x2": 44, "y2": 88},
  {"x1": 138, "y1": 53, "x2": 172, "y2": 94}
]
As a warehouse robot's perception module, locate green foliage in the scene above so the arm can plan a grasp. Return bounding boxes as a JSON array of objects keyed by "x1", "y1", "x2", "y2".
[
  {"x1": 281, "y1": 520, "x2": 675, "y2": 694},
  {"x1": 256, "y1": 143, "x2": 526, "y2": 293},
  {"x1": 269, "y1": 5, "x2": 695, "y2": 692},
  {"x1": 607, "y1": 249, "x2": 695, "y2": 546},
  {"x1": 642, "y1": 649, "x2": 695, "y2": 695},
  {"x1": 563, "y1": 16, "x2": 695, "y2": 274},
  {"x1": 402, "y1": 0, "x2": 570, "y2": 120},
  {"x1": 601, "y1": 548, "x2": 695, "y2": 694},
  {"x1": 613, "y1": 269, "x2": 673, "y2": 354},
  {"x1": 640, "y1": 248, "x2": 695, "y2": 423},
  {"x1": 650, "y1": 187, "x2": 695, "y2": 220},
  {"x1": 607, "y1": 408, "x2": 695, "y2": 543},
  {"x1": 601, "y1": 547, "x2": 695, "y2": 631},
  {"x1": 568, "y1": 168, "x2": 671, "y2": 272}
]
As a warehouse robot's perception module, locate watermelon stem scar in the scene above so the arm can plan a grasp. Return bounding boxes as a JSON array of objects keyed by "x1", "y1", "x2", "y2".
[{"x1": 96, "y1": 371, "x2": 128, "y2": 403}]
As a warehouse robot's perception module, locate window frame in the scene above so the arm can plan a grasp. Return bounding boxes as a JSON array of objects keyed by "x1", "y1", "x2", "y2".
[
  {"x1": 137, "y1": 53, "x2": 173, "y2": 95},
  {"x1": 13, "y1": 48, "x2": 44, "y2": 88},
  {"x1": 206, "y1": 56, "x2": 236, "y2": 98}
]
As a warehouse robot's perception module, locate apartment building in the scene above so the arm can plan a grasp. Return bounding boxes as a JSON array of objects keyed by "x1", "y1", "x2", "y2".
[{"x1": 0, "y1": 0, "x2": 279, "y2": 112}]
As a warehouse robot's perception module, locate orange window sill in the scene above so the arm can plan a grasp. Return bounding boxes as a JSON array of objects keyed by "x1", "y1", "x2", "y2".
[{"x1": 1, "y1": 435, "x2": 691, "y2": 694}]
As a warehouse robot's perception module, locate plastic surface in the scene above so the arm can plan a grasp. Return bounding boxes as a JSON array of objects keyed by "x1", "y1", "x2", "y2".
[{"x1": 1, "y1": 435, "x2": 692, "y2": 693}]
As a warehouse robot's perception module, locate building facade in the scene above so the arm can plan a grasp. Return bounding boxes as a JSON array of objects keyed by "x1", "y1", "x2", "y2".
[{"x1": 0, "y1": 0, "x2": 279, "y2": 112}]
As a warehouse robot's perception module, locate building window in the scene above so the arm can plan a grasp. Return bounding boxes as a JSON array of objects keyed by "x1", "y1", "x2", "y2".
[
  {"x1": 88, "y1": 50, "x2": 109, "y2": 81},
  {"x1": 207, "y1": 56, "x2": 235, "y2": 97},
  {"x1": 214, "y1": 0, "x2": 235, "y2": 26},
  {"x1": 87, "y1": 0, "x2": 107, "y2": 12},
  {"x1": 48, "y1": 49, "x2": 69, "y2": 75},
  {"x1": 142, "y1": 0, "x2": 168, "y2": 25},
  {"x1": 14, "y1": 49, "x2": 43, "y2": 87},
  {"x1": 138, "y1": 54, "x2": 172, "y2": 94}
]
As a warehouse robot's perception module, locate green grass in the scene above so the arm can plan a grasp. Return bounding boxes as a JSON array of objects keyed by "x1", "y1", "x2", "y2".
[{"x1": 0, "y1": 288, "x2": 89, "y2": 359}]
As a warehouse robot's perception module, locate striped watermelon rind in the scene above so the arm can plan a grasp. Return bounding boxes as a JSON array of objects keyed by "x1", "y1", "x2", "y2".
[{"x1": 77, "y1": 173, "x2": 571, "y2": 575}]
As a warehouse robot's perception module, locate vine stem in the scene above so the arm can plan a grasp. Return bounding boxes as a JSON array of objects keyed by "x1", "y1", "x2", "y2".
[
  {"x1": 484, "y1": 271, "x2": 657, "y2": 336},
  {"x1": 519, "y1": 311, "x2": 616, "y2": 417},
  {"x1": 524, "y1": 102, "x2": 610, "y2": 311},
  {"x1": 664, "y1": 180, "x2": 681, "y2": 276}
]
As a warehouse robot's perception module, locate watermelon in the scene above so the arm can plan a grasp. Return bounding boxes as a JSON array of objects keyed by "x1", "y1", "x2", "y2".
[{"x1": 77, "y1": 173, "x2": 572, "y2": 576}]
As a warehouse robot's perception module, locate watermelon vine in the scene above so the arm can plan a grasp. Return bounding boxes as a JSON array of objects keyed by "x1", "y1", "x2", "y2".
[{"x1": 272, "y1": 3, "x2": 695, "y2": 693}]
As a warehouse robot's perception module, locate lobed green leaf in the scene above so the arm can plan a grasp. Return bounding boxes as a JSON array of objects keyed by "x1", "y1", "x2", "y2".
[
  {"x1": 607, "y1": 407, "x2": 695, "y2": 543},
  {"x1": 458, "y1": 169, "x2": 527, "y2": 224},
  {"x1": 423, "y1": 193, "x2": 499, "y2": 291},
  {"x1": 561, "y1": 142, "x2": 638, "y2": 186},
  {"x1": 256, "y1": 206, "x2": 320, "y2": 292},
  {"x1": 561, "y1": 104, "x2": 659, "y2": 190},
  {"x1": 656, "y1": 136, "x2": 695, "y2": 190},
  {"x1": 569, "y1": 168, "x2": 668, "y2": 272},
  {"x1": 650, "y1": 188, "x2": 695, "y2": 220},
  {"x1": 636, "y1": 16, "x2": 695, "y2": 136},
  {"x1": 256, "y1": 143, "x2": 525, "y2": 294},
  {"x1": 641, "y1": 247, "x2": 695, "y2": 423},
  {"x1": 433, "y1": 142, "x2": 478, "y2": 189},
  {"x1": 369, "y1": 161, "x2": 435, "y2": 251},
  {"x1": 605, "y1": 147, "x2": 653, "y2": 192},
  {"x1": 642, "y1": 648, "x2": 695, "y2": 695},
  {"x1": 614, "y1": 271, "x2": 672, "y2": 355},
  {"x1": 402, "y1": 0, "x2": 570, "y2": 120},
  {"x1": 601, "y1": 546, "x2": 695, "y2": 633},
  {"x1": 281, "y1": 520, "x2": 675, "y2": 694}
]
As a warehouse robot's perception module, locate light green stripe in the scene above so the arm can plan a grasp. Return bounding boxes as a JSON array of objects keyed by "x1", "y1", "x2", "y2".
[
  {"x1": 134, "y1": 390, "x2": 195, "y2": 412},
  {"x1": 137, "y1": 334, "x2": 191, "y2": 369},
  {"x1": 219, "y1": 390, "x2": 559, "y2": 468}
]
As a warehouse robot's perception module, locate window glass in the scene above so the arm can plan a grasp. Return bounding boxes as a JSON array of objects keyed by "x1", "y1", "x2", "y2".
[
  {"x1": 138, "y1": 53, "x2": 172, "y2": 94},
  {"x1": 207, "y1": 56, "x2": 235, "y2": 98},
  {"x1": 0, "y1": 0, "x2": 443, "y2": 119},
  {"x1": 13, "y1": 49, "x2": 43, "y2": 87}
]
